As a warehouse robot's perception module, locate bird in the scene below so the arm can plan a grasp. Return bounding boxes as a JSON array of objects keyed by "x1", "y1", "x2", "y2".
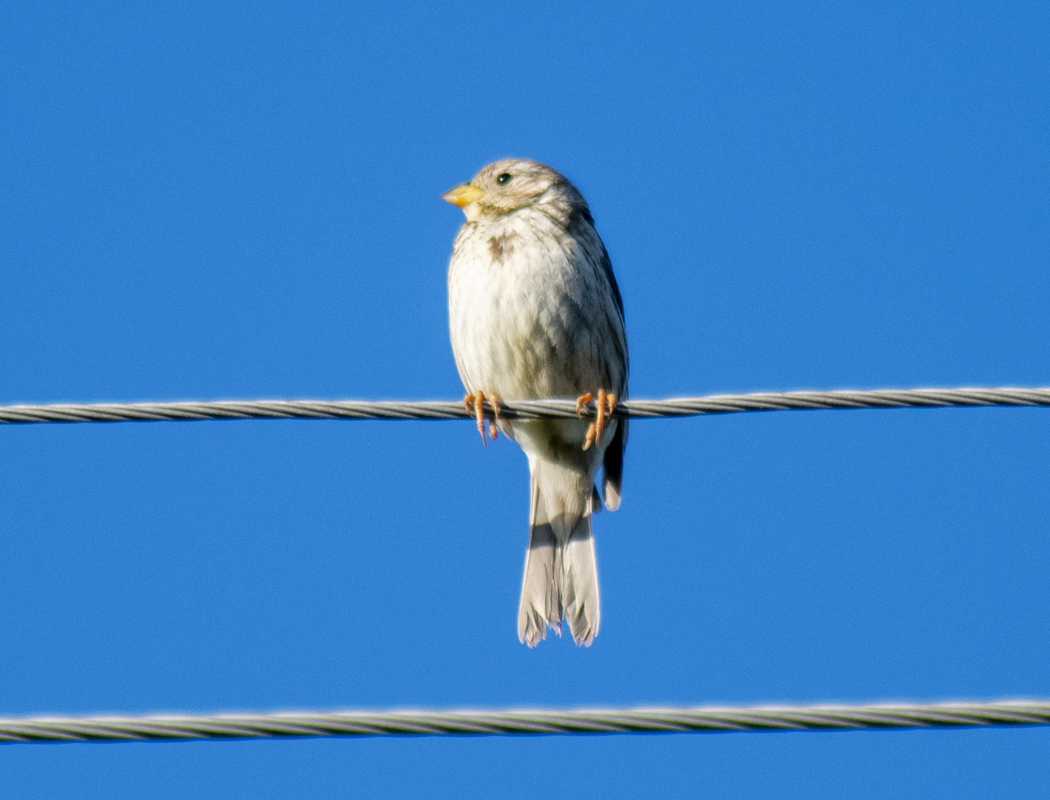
[{"x1": 443, "y1": 158, "x2": 628, "y2": 646}]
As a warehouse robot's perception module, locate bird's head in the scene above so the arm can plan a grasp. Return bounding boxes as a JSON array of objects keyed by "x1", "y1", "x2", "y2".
[{"x1": 442, "y1": 158, "x2": 589, "y2": 222}]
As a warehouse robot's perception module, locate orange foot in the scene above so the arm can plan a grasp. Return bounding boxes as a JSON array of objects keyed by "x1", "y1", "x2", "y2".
[
  {"x1": 576, "y1": 389, "x2": 617, "y2": 451},
  {"x1": 463, "y1": 391, "x2": 501, "y2": 447}
]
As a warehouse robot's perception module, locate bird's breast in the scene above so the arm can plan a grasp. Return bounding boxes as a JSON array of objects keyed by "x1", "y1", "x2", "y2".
[{"x1": 448, "y1": 212, "x2": 622, "y2": 402}]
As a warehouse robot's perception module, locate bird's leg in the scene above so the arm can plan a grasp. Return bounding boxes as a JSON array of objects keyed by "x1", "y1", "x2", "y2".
[
  {"x1": 488, "y1": 393, "x2": 501, "y2": 441},
  {"x1": 463, "y1": 391, "x2": 500, "y2": 446},
  {"x1": 577, "y1": 390, "x2": 618, "y2": 450},
  {"x1": 464, "y1": 392, "x2": 486, "y2": 446}
]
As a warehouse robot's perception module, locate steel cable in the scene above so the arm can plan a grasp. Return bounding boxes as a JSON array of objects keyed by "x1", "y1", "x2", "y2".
[
  {"x1": 2, "y1": 699, "x2": 1049, "y2": 744},
  {"x1": 1, "y1": 386, "x2": 1049, "y2": 425}
]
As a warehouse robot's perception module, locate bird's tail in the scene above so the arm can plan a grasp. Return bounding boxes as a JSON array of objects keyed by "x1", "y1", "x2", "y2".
[{"x1": 518, "y1": 459, "x2": 600, "y2": 647}]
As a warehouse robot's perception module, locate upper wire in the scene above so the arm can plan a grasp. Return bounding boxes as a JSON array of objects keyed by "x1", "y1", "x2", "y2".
[{"x1": 0, "y1": 386, "x2": 1048, "y2": 425}]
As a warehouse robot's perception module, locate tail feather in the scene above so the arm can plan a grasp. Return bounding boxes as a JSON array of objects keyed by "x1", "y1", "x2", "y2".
[
  {"x1": 518, "y1": 515, "x2": 561, "y2": 645},
  {"x1": 518, "y1": 461, "x2": 601, "y2": 647},
  {"x1": 561, "y1": 531, "x2": 599, "y2": 644}
]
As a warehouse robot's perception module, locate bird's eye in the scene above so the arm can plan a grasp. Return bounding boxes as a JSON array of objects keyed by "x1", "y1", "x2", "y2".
[{"x1": 496, "y1": 172, "x2": 513, "y2": 185}]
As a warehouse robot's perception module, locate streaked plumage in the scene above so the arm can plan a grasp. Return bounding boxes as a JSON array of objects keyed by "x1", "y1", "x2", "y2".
[{"x1": 444, "y1": 159, "x2": 628, "y2": 646}]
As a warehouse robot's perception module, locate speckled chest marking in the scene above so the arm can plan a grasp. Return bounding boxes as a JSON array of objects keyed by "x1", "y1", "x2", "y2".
[{"x1": 488, "y1": 232, "x2": 516, "y2": 260}]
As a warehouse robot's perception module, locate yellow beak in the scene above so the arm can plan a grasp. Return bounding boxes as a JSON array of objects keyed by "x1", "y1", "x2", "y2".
[{"x1": 441, "y1": 182, "x2": 486, "y2": 208}]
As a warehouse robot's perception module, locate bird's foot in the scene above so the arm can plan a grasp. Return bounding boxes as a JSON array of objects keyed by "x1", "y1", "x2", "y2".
[
  {"x1": 576, "y1": 390, "x2": 617, "y2": 451},
  {"x1": 463, "y1": 391, "x2": 501, "y2": 446}
]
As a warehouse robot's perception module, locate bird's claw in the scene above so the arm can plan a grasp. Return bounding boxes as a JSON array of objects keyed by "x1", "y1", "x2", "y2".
[
  {"x1": 576, "y1": 390, "x2": 617, "y2": 450},
  {"x1": 464, "y1": 391, "x2": 500, "y2": 447}
]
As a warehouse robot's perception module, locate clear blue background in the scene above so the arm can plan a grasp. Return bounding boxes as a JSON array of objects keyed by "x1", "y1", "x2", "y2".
[{"x1": 2, "y1": 1, "x2": 1049, "y2": 797}]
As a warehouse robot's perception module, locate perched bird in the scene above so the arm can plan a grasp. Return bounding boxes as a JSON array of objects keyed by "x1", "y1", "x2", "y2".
[{"x1": 443, "y1": 159, "x2": 628, "y2": 646}]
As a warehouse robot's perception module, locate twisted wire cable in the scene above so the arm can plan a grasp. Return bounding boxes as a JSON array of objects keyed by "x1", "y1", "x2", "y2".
[
  {"x1": 0, "y1": 386, "x2": 1049, "y2": 425},
  {"x1": 2, "y1": 699, "x2": 1049, "y2": 744}
]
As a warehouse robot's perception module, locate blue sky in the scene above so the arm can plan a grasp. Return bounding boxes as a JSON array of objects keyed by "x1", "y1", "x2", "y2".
[{"x1": 2, "y1": 1, "x2": 1049, "y2": 796}]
